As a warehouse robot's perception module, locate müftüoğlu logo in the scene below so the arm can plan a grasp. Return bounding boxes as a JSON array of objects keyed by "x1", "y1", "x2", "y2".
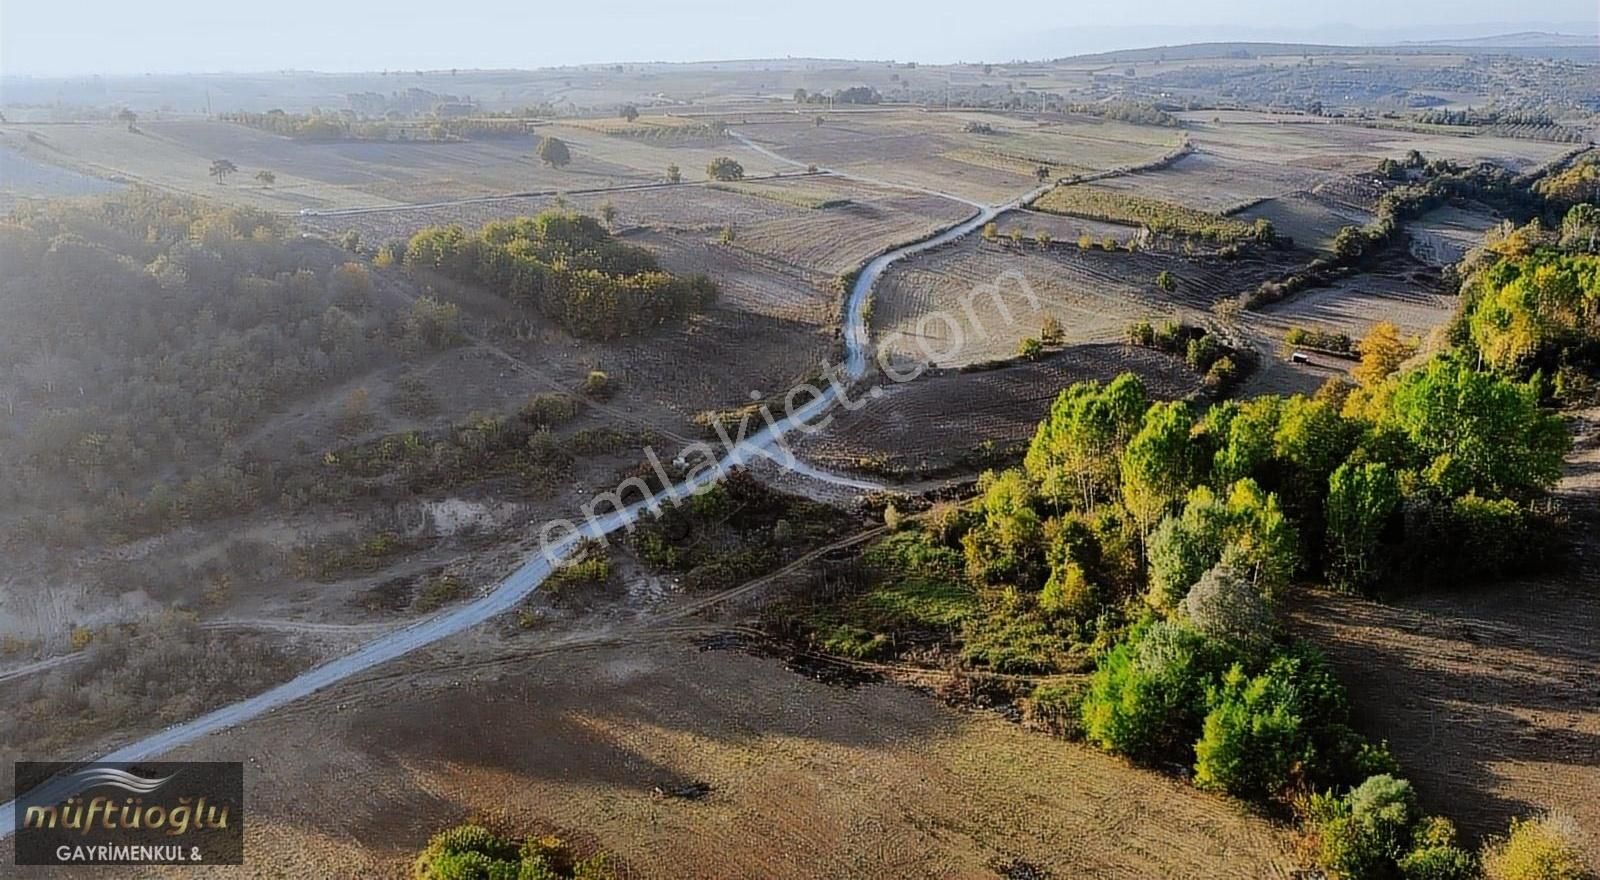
[{"x1": 13, "y1": 762, "x2": 244, "y2": 866}]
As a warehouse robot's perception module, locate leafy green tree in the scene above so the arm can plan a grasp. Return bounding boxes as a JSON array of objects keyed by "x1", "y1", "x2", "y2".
[
  {"x1": 1121, "y1": 401, "x2": 1200, "y2": 539},
  {"x1": 1155, "y1": 270, "x2": 1177, "y2": 292},
  {"x1": 619, "y1": 103, "x2": 639, "y2": 122},
  {"x1": 1024, "y1": 374, "x2": 1148, "y2": 511},
  {"x1": 1194, "y1": 662, "x2": 1307, "y2": 797},
  {"x1": 1146, "y1": 480, "x2": 1296, "y2": 611},
  {"x1": 254, "y1": 170, "x2": 276, "y2": 186},
  {"x1": 538, "y1": 136, "x2": 572, "y2": 167},
  {"x1": 1325, "y1": 461, "x2": 1400, "y2": 591},
  {"x1": 1353, "y1": 321, "x2": 1417, "y2": 387},
  {"x1": 962, "y1": 469, "x2": 1046, "y2": 587},
  {"x1": 705, "y1": 156, "x2": 744, "y2": 181},
  {"x1": 1374, "y1": 358, "x2": 1568, "y2": 499},
  {"x1": 665, "y1": 163, "x2": 681, "y2": 184},
  {"x1": 208, "y1": 158, "x2": 238, "y2": 182}
]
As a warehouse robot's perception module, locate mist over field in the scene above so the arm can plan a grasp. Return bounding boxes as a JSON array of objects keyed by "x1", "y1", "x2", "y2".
[{"x1": 2, "y1": 4, "x2": 1598, "y2": 877}]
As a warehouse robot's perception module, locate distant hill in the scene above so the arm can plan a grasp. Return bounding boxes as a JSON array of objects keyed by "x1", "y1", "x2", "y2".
[{"x1": 1403, "y1": 31, "x2": 1598, "y2": 48}]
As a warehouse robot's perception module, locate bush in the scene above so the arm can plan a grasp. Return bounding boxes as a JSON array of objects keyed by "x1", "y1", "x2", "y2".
[
  {"x1": 706, "y1": 156, "x2": 744, "y2": 181},
  {"x1": 1399, "y1": 817, "x2": 1476, "y2": 880},
  {"x1": 1194, "y1": 662, "x2": 1306, "y2": 798},
  {"x1": 1481, "y1": 814, "x2": 1590, "y2": 880},
  {"x1": 1180, "y1": 561, "x2": 1271, "y2": 651},
  {"x1": 1309, "y1": 775, "x2": 1421, "y2": 880},
  {"x1": 582, "y1": 370, "x2": 614, "y2": 399},
  {"x1": 1080, "y1": 620, "x2": 1217, "y2": 761},
  {"x1": 1023, "y1": 680, "x2": 1086, "y2": 739}
]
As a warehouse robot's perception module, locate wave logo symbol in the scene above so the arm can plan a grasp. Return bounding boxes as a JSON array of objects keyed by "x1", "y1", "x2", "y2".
[{"x1": 62, "y1": 767, "x2": 181, "y2": 797}]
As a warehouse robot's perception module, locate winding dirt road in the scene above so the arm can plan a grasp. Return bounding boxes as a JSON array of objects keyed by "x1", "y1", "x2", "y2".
[{"x1": 0, "y1": 132, "x2": 1050, "y2": 835}]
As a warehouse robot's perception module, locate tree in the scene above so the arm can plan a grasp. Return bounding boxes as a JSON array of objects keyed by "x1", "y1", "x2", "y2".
[
  {"x1": 599, "y1": 200, "x2": 617, "y2": 230},
  {"x1": 1035, "y1": 230, "x2": 1052, "y2": 248},
  {"x1": 793, "y1": 88, "x2": 808, "y2": 104},
  {"x1": 1325, "y1": 461, "x2": 1400, "y2": 591},
  {"x1": 1155, "y1": 270, "x2": 1177, "y2": 292},
  {"x1": 815, "y1": 114, "x2": 825, "y2": 127},
  {"x1": 254, "y1": 170, "x2": 276, "y2": 186},
  {"x1": 116, "y1": 108, "x2": 138, "y2": 131},
  {"x1": 1353, "y1": 321, "x2": 1415, "y2": 387},
  {"x1": 665, "y1": 163, "x2": 681, "y2": 184},
  {"x1": 706, "y1": 156, "x2": 744, "y2": 181},
  {"x1": 619, "y1": 103, "x2": 639, "y2": 122},
  {"x1": 1373, "y1": 358, "x2": 1568, "y2": 499},
  {"x1": 538, "y1": 136, "x2": 572, "y2": 168},
  {"x1": 1018, "y1": 337, "x2": 1044, "y2": 360},
  {"x1": 1481, "y1": 814, "x2": 1589, "y2": 880},
  {"x1": 1080, "y1": 620, "x2": 1216, "y2": 761},
  {"x1": 208, "y1": 158, "x2": 238, "y2": 182},
  {"x1": 1180, "y1": 561, "x2": 1271, "y2": 651},
  {"x1": 1024, "y1": 374, "x2": 1149, "y2": 511},
  {"x1": 981, "y1": 222, "x2": 998, "y2": 242},
  {"x1": 1040, "y1": 315, "x2": 1064, "y2": 346},
  {"x1": 1036, "y1": 165, "x2": 1051, "y2": 183},
  {"x1": 1121, "y1": 401, "x2": 1200, "y2": 539}
]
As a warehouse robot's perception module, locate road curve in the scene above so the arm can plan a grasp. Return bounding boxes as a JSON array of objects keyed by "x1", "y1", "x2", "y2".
[{"x1": 0, "y1": 134, "x2": 1048, "y2": 836}]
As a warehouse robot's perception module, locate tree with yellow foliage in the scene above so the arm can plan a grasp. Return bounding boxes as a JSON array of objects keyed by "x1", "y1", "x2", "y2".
[{"x1": 1353, "y1": 321, "x2": 1417, "y2": 387}]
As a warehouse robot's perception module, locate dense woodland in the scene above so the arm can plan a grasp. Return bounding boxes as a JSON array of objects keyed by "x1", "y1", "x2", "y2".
[
  {"x1": 401, "y1": 211, "x2": 718, "y2": 340},
  {"x1": 0, "y1": 189, "x2": 463, "y2": 546}
]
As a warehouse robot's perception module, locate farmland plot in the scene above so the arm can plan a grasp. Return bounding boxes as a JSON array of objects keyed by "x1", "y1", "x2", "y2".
[
  {"x1": 871, "y1": 234, "x2": 1297, "y2": 369},
  {"x1": 797, "y1": 344, "x2": 1200, "y2": 477},
  {"x1": 53, "y1": 634, "x2": 1299, "y2": 880},
  {"x1": 1408, "y1": 204, "x2": 1501, "y2": 266},
  {"x1": 1237, "y1": 192, "x2": 1374, "y2": 253},
  {"x1": 1087, "y1": 151, "x2": 1344, "y2": 214}
]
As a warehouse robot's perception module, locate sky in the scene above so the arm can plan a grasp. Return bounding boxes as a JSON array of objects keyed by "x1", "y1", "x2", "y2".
[{"x1": 1, "y1": 0, "x2": 1595, "y2": 76}]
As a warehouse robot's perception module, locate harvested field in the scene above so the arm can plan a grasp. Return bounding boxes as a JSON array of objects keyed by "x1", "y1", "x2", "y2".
[
  {"x1": 1177, "y1": 113, "x2": 1577, "y2": 174},
  {"x1": 1237, "y1": 192, "x2": 1374, "y2": 253},
  {"x1": 1087, "y1": 151, "x2": 1344, "y2": 214},
  {"x1": 1254, "y1": 258, "x2": 1454, "y2": 342},
  {"x1": 797, "y1": 344, "x2": 1202, "y2": 477},
  {"x1": 1292, "y1": 406, "x2": 1600, "y2": 862},
  {"x1": 736, "y1": 111, "x2": 1181, "y2": 204},
  {"x1": 3, "y1": 634, "x2": 1297, "y2": 879},
  {"x1": 871, "y1": 233, "x2": 1297, "y2": 369},
  {"x1": 1409, "y1": 204, "x2": 1501, "y2": 266},
  {"x1": 302, "y1": 174, "x2": 972, "y2": 281}
]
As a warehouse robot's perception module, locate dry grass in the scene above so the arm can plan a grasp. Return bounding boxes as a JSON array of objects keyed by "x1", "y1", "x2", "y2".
[{"x1": 3, "y1": 635, "x2": 1298, "y2": 879}]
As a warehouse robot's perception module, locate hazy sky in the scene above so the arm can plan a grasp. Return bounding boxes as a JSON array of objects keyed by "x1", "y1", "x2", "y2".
[{"x1": 2, "y1": 0, "x2": 1595, "y2": 76}]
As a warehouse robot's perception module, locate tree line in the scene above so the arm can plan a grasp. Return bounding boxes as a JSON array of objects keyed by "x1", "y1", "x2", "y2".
[{"x1": 401, "y1": 210, "x2": 718, "y2": 340}]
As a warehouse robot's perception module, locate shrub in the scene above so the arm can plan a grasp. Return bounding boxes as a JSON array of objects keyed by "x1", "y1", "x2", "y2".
[
  {"x1": 1180, "y1": 561, "x2": 1271, "y2": 651},
  {"x1": 582, "y1": 370, "x2": 613, "y2": 399},
  {"x1": 1481, "y1": 814, "x2": 1590, "y2": 880},
  {"x1": 1399, "y1": 817, "x2": 1476, "y2": 880},
  {"x1": 1080, "y1": 620, "x2": 1217, "y2": 761},
  {"x1": 1023, "y1": 680, "x2": 1086, "y2": 739},
  {"x1": 1194, "y1": 662, "x2": 1306, "y2": 797},
  {"x1": 1018, "y1": 337, "x2": 1045, "y2": 360},
  {"x1": 706, "y1": 156, "x2": 744, "y2": 181},
  {"x1": 1310, "y1": 775, "x2": 1421, "y2": 880}
]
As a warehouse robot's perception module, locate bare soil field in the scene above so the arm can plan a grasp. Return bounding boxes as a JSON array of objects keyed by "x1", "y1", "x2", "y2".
[
  {"x1": 796, "y1": 344, "x2": 1202, "y2": 477},
  {"x1": 0, "y1": 118, "x2": 788, "y2": 212},
  {"x1": 1176, "y1": 113, "x2": 1578, "y2": 174},
  {"x1": 1409, "y1": 204, "x2": 1502, "y2": 266},
  {"x1": 1254, "y1": 258, "x2": 1453, "y2": 341},
  {"x1": 1088, "y1": 150, "x2": 1345, "y2": 214},
  {"x1": 871, "y1": 233, "x2": 1298, "y2": 369},
  {"x1": 1236, "y1": 192, "x2": 1374, "y2": 253},
  {"x1": 737, "y1": 111, "x2": 1181, "y2": 204},
  {"x1": 0, "y1": 630, "x2": 1298, "y2": 879},
  {"x1": 1291, "y1": 406, "x2": 1600, "y2": 862}
]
